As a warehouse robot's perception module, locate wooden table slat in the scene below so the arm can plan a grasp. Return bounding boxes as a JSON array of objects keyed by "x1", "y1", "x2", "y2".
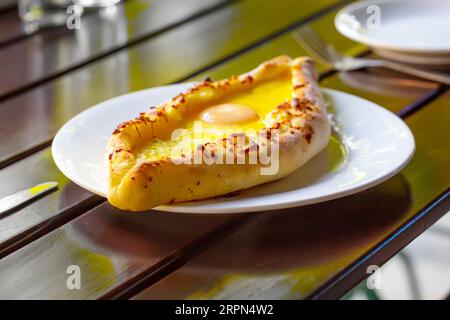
[
  {"x1": 132, "y1": 176, "x2": 414, "y2": 299},
  {"x1": 0, "y1": 0, "x2": 232, "y2": 100},
  {"x1": 0, "y1": 0, "x2": 16, "y2": 12},
  {"x1": 0, "y1": 0, "x2": 343, "y2": 101},
  {"x1": 0, "y1": 203, "x2": 234, "y2": 299},
  {"x1": 0, "y1": 7, "x2": 24, "y2": 47},
  {"x1": 0, "y1": 150, "x2": 102, "y2": 257},
  {"x1": 310, "y1": 187, "x2": 450, "y2": 299}
]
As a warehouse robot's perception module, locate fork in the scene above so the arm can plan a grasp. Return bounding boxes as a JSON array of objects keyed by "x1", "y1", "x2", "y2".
[{"x1": 292, "y1": 27, "x2": 450, "y2": 85}]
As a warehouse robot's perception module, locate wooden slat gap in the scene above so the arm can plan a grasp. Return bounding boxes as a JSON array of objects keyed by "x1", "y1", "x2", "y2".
[
  {"x1": 101, "y1": 212, "x2": 259, "y2": 300},
  {"x1": 0, "y1": 0, "x2": 132, "y2": 49},
  {"x1": 0, "y1": 195, "x2": 103, "y2": 258},
  {"x1": 174, "y1": 0, "x2": 351, "y2": 83},
  {"x1": 397, "y1": 84, "x2": 449, "y2": 119},
  {"x1": 308, "y1": 187, "x2": 450, "y2": 300},
  {"x1": 0, "y1": 0, "x2": 236, "y2": 103}
]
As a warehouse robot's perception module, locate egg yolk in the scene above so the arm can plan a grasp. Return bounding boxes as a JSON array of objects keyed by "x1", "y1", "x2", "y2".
[{"x1": 200, "y1": 103, "x2": 260, "y2": 124}]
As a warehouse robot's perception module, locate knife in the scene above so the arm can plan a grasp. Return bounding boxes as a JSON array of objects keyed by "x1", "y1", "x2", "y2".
[{"x1": 0, "y1": 181, "x2": 58, "y2": 216}]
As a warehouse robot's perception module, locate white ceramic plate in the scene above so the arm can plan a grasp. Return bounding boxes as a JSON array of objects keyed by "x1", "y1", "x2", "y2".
[
  {"x1": 52, "y1": 83, "x2": 415, "y2": 213},
  {"x1": 335, "y1": 0, "x2": 450, "y2": 55},
  {"x1": 372, "y1": 48, "x2": 450, "y2": 67}
]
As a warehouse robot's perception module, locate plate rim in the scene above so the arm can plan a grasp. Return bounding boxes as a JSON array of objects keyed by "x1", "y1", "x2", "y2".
[
  {"x1": 335, "y1": 0, "x2": 450, "y2": 55},
  {"x1": 51, "y1": 83, "x2": 193, "y2": 197},
  {"x1": 52, "y1": 85, "x2": 415, "y2": 214}
]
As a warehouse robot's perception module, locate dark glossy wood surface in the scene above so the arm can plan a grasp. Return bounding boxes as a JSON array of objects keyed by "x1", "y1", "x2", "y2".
[
  {"x1": 0, "y1": 205, "x2": 234, "y2": 299},
  {"x1": 0, "y1": 7, "x2": 23, "y2": 46},
  {"x1": 0, "y1": 0, "x2": 341, "y2": 256},
  {"x1": 133, "y1": 176, "x2": 413, "y2": 299},
  {"x1": 0, "y1": 0, "x2": 232, "y2": 99},
  {"x1": 0, "y1": 0, "x2": 16, "y2": 12},
  {"x1": 133, "y1": 80, "x2": 450, "y2": 299},
  {"x1": 0, "y1": 149, "x2": 101, "y2": 256},
  {"x1": 0, "y1": 0, "x2": 340, "y2": 167},
  {"x1": 0, "y1": 0, "x2": 448, "y2": 300}
]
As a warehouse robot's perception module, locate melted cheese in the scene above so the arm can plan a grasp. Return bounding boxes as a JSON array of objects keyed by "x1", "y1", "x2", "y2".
[{"x1": 140, "y1": 74, "x2": 293, "y2": 160}]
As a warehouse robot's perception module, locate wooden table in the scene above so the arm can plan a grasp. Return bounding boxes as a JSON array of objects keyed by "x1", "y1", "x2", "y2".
[{"x1": 0, "y1": 0, "x2": 448, "y2": 300}]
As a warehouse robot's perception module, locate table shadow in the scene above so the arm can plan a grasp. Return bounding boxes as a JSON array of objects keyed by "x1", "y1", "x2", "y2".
[{"x1": 69, "y1": 174, "x2": 412, "y2": 274}]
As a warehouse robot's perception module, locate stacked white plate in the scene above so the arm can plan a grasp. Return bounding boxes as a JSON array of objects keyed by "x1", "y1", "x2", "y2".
[{"x1": 335, "y1": 0, "x2": 450, "y2": 67}]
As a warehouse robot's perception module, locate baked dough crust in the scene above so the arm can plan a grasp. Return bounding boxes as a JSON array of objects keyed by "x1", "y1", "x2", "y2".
[{"x1": 107, "y1": 56, "x2": 330, "y2": 211}]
